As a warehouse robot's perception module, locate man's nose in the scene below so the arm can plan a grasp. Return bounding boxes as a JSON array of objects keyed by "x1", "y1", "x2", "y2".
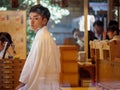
[{"x1": 30, "y1": 19, "x2": 34, "y2": 24}]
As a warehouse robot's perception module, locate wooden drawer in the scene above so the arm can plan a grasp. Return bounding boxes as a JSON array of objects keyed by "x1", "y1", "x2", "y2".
[
  {"x1": 59, "y1": 45, "x2": 78, "y2": 61},
  {"x1": 62, "y1": 61, "x2": 78, "y2": 73},
  {"x1": 62, "y1": 50, "x2": 78, "y2": 61},
  {"x1": 1, "y1": 74, "x2": 14, "y2": 79},
  {"x1": 81, "y1": 79, "x2": 92, "y2": 87},
  {"x1": 61, "y1": 73, "x2": 79, "y2": 86}
]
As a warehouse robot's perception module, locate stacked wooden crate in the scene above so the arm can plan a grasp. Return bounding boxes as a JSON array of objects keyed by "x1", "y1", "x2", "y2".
[
  {"x1": 0, "y1": 59, "x2": 25, "y2": 90},
  {"x1": 59, "y1": 45, "x2": 79, "y2": 87}
]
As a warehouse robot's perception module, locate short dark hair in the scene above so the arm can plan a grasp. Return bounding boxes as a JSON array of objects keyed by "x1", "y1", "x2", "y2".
[
  {"x1": 107, "y1": 20, "x2": 119, "y2": 35},
  {"x1": 72, "y1": 28, "x2": 80, "y2": 34},
  {"x1": 93, "y1": 20, "x2": 103, "y2": 27},
  {"x1": 107, "y1": 25, "x2": 119, "y2": 35},
  {"x1": 72, "y1": 28, "x2": 84, "y2": 38},
  {"x1": 108, "y1": 20, "x2": 118, "y2": 27},
  {"x1": 29, "y1": 4, "x2": 50, "y2": 21},
  {"x1": 0, "y1": 32, "x2": 13, "y2": 45}
]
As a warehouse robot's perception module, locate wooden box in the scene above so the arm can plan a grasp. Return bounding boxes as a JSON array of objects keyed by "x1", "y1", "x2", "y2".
[{"x1": 59, "y1": 45, "x2": 79, "y2": 86}]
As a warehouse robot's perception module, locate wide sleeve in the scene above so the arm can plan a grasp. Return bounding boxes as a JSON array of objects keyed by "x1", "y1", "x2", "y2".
[{"x1": 19, "y1": 35, "x2": 49, "y2": 84}]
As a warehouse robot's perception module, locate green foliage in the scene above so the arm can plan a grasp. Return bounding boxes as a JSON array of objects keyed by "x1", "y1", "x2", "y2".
[{"x1": 0, "y1": 0, "x2": 10, "y2": 8}]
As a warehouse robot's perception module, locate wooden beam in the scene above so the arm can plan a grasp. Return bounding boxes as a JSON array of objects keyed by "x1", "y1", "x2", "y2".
[
  {"x1": 119, "y1": 0, "x2": 120, "y2": 29},
  {"x1": 11, "y1": 0, "x2": 19, "y2": 8},
  {"x1": 84, "y1": 0, "x2": 88, "y2": 60},
  {"x1": 108, "y1": 0, "x2": 113, "y2": 22},
  {"x1": 37, "y1": 0, "x2": 40, "y2": 4}
]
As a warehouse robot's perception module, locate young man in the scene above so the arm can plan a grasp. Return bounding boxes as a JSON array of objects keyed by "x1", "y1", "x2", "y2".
[
  {"x1": 15, "y1": 4, "x2": 61, "y2": 90},
  {"x1": 93, "y1": 20, "x2": 109, "y2": 40}
]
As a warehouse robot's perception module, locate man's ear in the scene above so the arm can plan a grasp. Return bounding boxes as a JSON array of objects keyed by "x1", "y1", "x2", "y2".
[
  {"x1": 42, "y1": 18, "x2": 48, "y2": 25},
  {"x1": 1, "y1": 42, "x2": 5, "y2": 47}
]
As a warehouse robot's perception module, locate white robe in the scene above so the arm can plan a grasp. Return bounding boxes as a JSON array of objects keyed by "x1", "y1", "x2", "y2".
[
  {"x1": 79, "y1": 15, "x2": 95, "y2": 32},
  {"x1": 0, "y1": 49, "x2": 10, "y2": 59},
  {"x1": 19, "y1": 26, "x2": 61, "y2": 90},
  {"x1": 111, "y1": 35, "x2": 120, "y2": 41}
]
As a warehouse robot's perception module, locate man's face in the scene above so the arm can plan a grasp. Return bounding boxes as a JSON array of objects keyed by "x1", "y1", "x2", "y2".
[
  {"x1": 107, "y1": 31, "x2": 116, "y2": 39},
  {"x1": 94, "y1": 25, "x2": 103, "y2": 35},
  {"x1": 29, "y1": 12, "x2": 47, "y2": 32},
  {"x1": 73, "y1": 31, "x2": 79, "y2": 39},
  {"x1": 0, "y1": 41, "x2": 4, "y2": 52}
]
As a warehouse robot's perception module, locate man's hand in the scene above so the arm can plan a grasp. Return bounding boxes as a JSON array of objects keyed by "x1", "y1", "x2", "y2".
[{"x1": 15, "y1": 82, "x2": 25, "y2": 90}]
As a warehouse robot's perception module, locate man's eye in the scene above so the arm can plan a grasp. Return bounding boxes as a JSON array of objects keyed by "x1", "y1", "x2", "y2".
[
  {"x1": 29, "y1": 17, "x2": 39, "y2": 20},
  {"x1": 34, "y1": 18, "x2": 39, "y2": 20}
]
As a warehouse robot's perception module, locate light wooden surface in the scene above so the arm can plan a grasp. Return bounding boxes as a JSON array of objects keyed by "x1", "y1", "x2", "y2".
[
  {"x1": 61, "y1": 87, "x2": 96, "y2": 90},
  {"x1": 84, "y1": 0, "x2": 88, "y2": 60},
  {"x1": 59, "y1": 45, "x2": 79, "y2": 87}
]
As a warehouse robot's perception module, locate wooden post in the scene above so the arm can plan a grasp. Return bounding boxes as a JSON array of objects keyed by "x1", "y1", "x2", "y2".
[
  {"x1": 37, "y1": 0, "x2": 40, "y2": 4},
  {"x1": 84, "y1": 0, "x2": 88, "y2": 60},
  {"x1": 108, "y1": 0, "x2": 113, "y2": 22},
  {"x1": 118, "y1": 0, "x2": 120, "y2": 30},
  {"x1": 11, "y1": 0, "x2": 19, "y2": 8}
]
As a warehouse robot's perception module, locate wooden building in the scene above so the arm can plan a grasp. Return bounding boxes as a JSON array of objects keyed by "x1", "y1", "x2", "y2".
[{"x1": 0, "y1": 0, "x2": 120, "y2": 90}]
